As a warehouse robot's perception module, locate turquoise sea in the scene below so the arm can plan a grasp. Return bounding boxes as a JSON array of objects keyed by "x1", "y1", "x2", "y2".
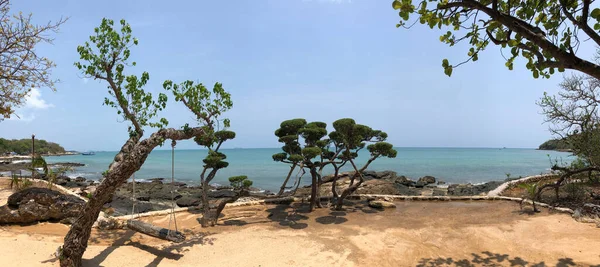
[{"x1": 45, "y1": 148, "x2": 573, "y2": 191}]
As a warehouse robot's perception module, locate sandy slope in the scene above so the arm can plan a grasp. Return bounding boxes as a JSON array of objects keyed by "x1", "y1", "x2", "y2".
[{"x1": 1, "y1": 199, "x2": 600, "y2": 266}]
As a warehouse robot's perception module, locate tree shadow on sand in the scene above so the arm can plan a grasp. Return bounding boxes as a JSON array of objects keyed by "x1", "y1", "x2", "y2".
[
  {"x1": 219, "y1": 199, "x2": 386, "y2": 229},
  {"x1": 417, "y1": 251, "x2": 600, "y2": 267},
  {"x1": 79, "y1": 230, "x2": 216, "y2": 267},
  {"x1": 265, "y1": 204, "x2": 310, "y2": 229}
]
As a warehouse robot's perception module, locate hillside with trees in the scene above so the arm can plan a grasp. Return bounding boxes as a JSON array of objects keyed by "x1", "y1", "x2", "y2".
[
  {"x1": 538, "y1": 138, "x2": 572, "y2": 151},
  {"x1": 0, "y1": 138, "x2": 65, "y2": 155}
]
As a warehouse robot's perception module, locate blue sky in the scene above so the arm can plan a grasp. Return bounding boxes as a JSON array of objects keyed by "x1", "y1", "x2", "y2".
[{"x1": 0, "y1": 0, "x2": 590, "y2": 151}]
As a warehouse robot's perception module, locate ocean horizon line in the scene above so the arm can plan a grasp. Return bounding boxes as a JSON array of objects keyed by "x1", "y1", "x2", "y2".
[{"x1": 68, "y1": 146, "x2": 541, "y2": 153}]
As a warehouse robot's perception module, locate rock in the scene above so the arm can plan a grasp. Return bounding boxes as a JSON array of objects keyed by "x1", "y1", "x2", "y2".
[
  {"x1": 376, "y1": 170, "x2": 398, "y2": 180},
  {"x1": 447, "y1": 181, "x2": 503, "y2": 196},
  {"x1": 214, "y1": 185, "x2": 234, "y2": 190},
  {"x1": 55, "y1": 178, "x2": 68, "y2": 186},
  {"x1": 356, "y1": 180, "x2": 421, "y2": 196},
  {"x1": 74, "y1": 177, "x2": 86, "y2": 183},
  {"x1": 152, "y1": 188, "x2": 182, "y2": 200},
  {"x1": 362, "y1": 170, "x2": 377, "y2": 178},
  {"x1": 0, "y1": 188, "x2": 85, "y2": 224},
  {"x1": 207, "y1": 189, "x2": 237, "y2": 198},
  {"x1": 437, "y1": 180, "x2": 446, "y2": 185},
  {"x1": 149, "y1": 178, "x2": 164, "y2": 183},
  {"x1": 418, "y1": 176, "x2": 436, "y2": 185},
  {"x1": 136, "y1": 195, "x2": 150, "y2": 202},
  {"x1": 581, "y1": 203, "x2": 600, "y2": 217},
  {"x1": 368, "y1": 200, "x2": 396, "y2": 209},
  {"x1": 415, "y1": 181, "x2": 427, "y2": 188},
  {"x1": 168, "y1": 182, "x2": 187, "y2": 187},
  {"x1": 176, "y1": 197, "x2": 200, "y2": 207}
]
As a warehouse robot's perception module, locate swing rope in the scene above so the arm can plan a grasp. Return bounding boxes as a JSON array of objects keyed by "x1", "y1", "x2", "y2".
[
  {"x1": 167, "y1": 140, "x2": 179, "y2": 237},
  {"x1": 131, "y1": 172, "x2": 136, "y2": 220},
  {"x1": 126, "y1": 140, "x2": 182, "y2": 242}
]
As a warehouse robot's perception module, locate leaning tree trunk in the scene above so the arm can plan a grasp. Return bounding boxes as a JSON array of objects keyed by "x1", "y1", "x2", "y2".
[
  {"x1": 60, "y1": 128, "x2": 207, "y2": 267},
  {"x1": 331, "y1": 166, "x2": 340, "y2": 199},
  {"x1": 335, "y1": 174, "x2": 364, "y2": 210},
  {"x1": 277, "y1": 164, "x2": 296, "y2": 196},
  {"x1": 309, "y1": 167, "x2": 319, "y2": 211}
]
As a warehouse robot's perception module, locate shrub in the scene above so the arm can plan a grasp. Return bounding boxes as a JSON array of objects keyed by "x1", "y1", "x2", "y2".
[{"x1": 564, "y1": 183, "x2": 586, "y2": 201}]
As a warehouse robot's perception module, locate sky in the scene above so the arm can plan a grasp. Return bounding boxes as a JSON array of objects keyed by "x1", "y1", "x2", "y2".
[{"x1": 0, "y1": 0, "x2": 593, "y2": 151}]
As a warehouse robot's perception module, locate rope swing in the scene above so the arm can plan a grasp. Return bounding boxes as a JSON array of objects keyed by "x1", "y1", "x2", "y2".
[{"x1": 125, "y1": 139, "x2": 186, "y2": 243}]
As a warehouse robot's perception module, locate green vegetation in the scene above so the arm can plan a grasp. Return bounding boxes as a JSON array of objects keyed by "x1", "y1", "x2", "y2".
[
  {"x1": 229, "y1": 175, "x2": 253, "y2": 191},
  {"x1": 518, "y1": 182, "x2": 540, "y2": 213},
  {"x1": 328, "y1": 118, "x2": 397, "y2": 210},
  {"x1": 60, "y1": 18, "x2": 234, "y2": 266},
  {"x1": 538, "y1": 138, "x2": 572, "y2": 151},
  {"x1": 273, "y1": 118, "x2": 397, "y2": 211},
  {"x1": 391, "y1": 0, "x2": 600, "y2": 80},
  {"x1": 272, "y1": 118, "x2": 307, "y2": 196},
  {"x1": 0, "y1": 138, "x2": 66, "y2": 155},
  {"x1": 195, "y1": 129, "x2": 236, "y2": 227},
  {"x1": 9, "y1": 174, "x2": 32, "y2": 191}
]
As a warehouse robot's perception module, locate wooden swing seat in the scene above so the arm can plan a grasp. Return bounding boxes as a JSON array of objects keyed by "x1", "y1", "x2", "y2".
[{"x1": 126, "y1": 219, "x2": 186, "y2": 243}]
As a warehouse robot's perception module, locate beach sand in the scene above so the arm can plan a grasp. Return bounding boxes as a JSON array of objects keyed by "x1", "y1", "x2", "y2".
[{"x1": 0, "y1": 199, "x2": 599, "y2": 266}]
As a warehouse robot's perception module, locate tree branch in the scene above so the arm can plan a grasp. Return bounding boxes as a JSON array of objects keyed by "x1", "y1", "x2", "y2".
[{"x1": 439, "y1": 0, "x2": 600, "y2": 79}]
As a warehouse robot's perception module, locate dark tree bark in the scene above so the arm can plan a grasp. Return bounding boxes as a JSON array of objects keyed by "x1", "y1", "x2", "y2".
[
  {"x1": 309, "y1": 167, "x2": 318, "y2": 212},
  {"x1": 335, "y1": 157, "x2": 375, "y2": 210},
  {"x1": 331, "y1": 165, "x2": 341, "y2": 199},
  {"x1": 59, "y1": 127, "x2": 207, "y2": 267},
  {"x1": 277, "y1": 164, "x2": 297, "y2": 196}
]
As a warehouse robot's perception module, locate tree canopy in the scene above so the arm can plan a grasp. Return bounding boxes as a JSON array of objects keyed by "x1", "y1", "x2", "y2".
[
  {"x1": 392, "y1": 0, "x2": 600, "y2": 79},
  {"x1": 0, "y1": 0, "x2": 66, "y2": 120}
]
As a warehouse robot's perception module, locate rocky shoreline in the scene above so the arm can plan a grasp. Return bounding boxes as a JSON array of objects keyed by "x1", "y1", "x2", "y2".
[
  {"x1": 0, "y1": 162, "x2": 85, "y2": 173},
  {"x1": 47, "y1": 170, "x2": 507, "y2": 216}
]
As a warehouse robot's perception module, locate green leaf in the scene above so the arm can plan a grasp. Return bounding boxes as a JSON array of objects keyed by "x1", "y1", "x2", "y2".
[
  {"x1": 591, "y1": 8, "x2": 600, "y2": 19},
  {"x1": 392, "y1": 0, "x2": 401, "y2": 10}
]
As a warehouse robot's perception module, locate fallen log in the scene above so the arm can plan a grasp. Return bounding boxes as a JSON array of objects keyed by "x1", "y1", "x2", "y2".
[{"x1": 126, "y1": 219, "x2": 185, "y2": 243}]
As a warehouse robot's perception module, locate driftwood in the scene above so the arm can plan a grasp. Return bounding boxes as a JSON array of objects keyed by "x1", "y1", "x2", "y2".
[{"x1": 126, "y1": 219, "x2": 185, "y2": 243}]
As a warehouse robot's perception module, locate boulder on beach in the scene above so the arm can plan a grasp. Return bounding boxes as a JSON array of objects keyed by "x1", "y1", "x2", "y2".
[
  {"x1": 418, "y1": 176, "x2": 436, "y2": 185},
  {"x1": 0, "y1": 187, "x2": 85, "y2": 224},
  {"x1": 176, "y1": 197, "x2": 200, "y2": 207},
  {"x1": 368, "y1": 200, "x2": 396, "y2": 209},
  {"x1": 207, "y1": 189, "x2": 237, "y2": 198}
]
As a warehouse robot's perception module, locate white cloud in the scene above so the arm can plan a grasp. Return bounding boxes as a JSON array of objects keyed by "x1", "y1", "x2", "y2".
[
  {"x1": 24, "y1": 88, "x2": 54, "y2": 109},
  {"x1": 7, "y1": 88, "x2": 53, "y2": 122}
]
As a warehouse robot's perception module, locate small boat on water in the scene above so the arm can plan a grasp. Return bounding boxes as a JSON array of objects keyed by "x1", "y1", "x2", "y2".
[{"x1": 81, "y1": 151, "x2": 96, "y2": 156}]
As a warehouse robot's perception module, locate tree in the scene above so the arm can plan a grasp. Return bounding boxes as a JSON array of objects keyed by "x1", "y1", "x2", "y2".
[
  {"x1": 229, "y1": 175, "x2": 253, "y2": 191},
  {"x1": 518, "y1": 182, "x2": 540, "y2": 212},
  {"x1": 191, "y1": 129, "x2": 236, "y2": 227},
  {"x1": 272, "y1": 119, "x2": 306, "y2": 196},
  {"x1": 58, "y1": 18, "x2": 233, "y2": 267},
  {"x1": 537, "y1": 73, "x2": 600, "y2": 199},
  {"x1": 391, "y1": 0, "x2": 600, "y2": 79},
  {"x1": 0, "y1": 0, "x2": 67, "y2": 120},
  {"x1": 274, "y1": 119, "x2": 330, "y2": 211},
  {"x1": 328, "y1": 119, "x2": 397, "y2": 210}
]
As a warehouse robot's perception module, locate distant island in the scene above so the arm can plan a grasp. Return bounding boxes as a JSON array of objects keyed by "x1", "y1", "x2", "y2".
[
  {"x1": 0, "y1": 138, "x2": 67, "y2": 156},
  {"x1": 538, "y1": 138, "x2": 572, "y2": 152}
]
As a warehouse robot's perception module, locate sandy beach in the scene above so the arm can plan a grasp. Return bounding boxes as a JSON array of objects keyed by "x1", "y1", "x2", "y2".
[{"x1": 0, "y1": 200, "x2": 599, "y2": 267}]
